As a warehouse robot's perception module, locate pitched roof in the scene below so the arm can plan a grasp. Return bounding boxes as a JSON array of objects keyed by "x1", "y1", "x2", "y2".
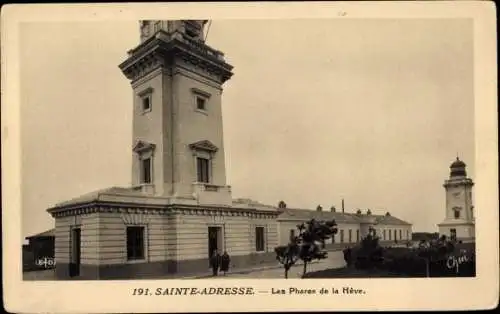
[
  {"x1": 278, "y1": 208, "x2": 411, "y2": 225},
  {"x1": 232, "y1": 198, "x2": 277, "y2": 211},
  {"x1": 277, "y1": 208, "x2": 361, "y2": 224},
  {"x1": 26, "y1": 228, "x2": 55, "y2": 239},
  {"x1": 49, "y1": 186, "x2": 145, "y2": 209},
  {"x1": 373, "y1": 214, "x2": 412, "y2": 226}
]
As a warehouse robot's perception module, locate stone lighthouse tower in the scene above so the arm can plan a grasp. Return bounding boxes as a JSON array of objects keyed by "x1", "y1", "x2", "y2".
[
  {"x1": 119, "y1": 20, "x2": 234, "y2": 205},
  {"x1": 438, "y1": 156, "x2": 475, "y2": 242}
]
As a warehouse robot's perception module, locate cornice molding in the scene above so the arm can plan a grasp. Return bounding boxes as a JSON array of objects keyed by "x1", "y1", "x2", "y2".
[
  {"x1": 189, "y1": 140, "x2": 218, "y2": 153},
  {"x1": 119, "y1": 36, "x2": 233, "y2": 84},
  {"x1": 133, "y1": 140, "x2": 156, "y2": 154},
  {"x1": 443, "y1": 179, "x2": 475, "y2": 188},
  {"x1": 48, "y1": 201, "x2": 280, "y2": 219},
  {"x1": 191, "y1": 87, "x2": 211, "y2": 98}
]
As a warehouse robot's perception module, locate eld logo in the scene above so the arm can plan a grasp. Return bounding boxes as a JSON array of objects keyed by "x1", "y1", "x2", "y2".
[{"x1": 35, "y1": 257, "x2": 56, "y2": 268}]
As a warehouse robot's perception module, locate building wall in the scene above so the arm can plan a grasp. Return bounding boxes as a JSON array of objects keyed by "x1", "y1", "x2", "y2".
[
  {"x1": 171, "y1": 67, "x2": 227, "y2": 198},
  {"x1": 277, "y1": 219, "x2": 412, "y2": 248},
  {"x1": 376, "y1": 224, "x2": 412, "y2": 242},
  {"x1": 131, "y1": 69, "x2": 166, "y2": 195},
  {"x1": 85, "y1": 212, "x2": 176, "y2": 266},
  {"x1": 80, "y1": 213, "x2": 100, "y2": 266},
  {"x1": 277, "y1": 220, "x2": 361, "y2": 246},
  {"x1": 438, "y1": 224, "x2": 475, "y2": 240},
  {"x1": 445, "y1": 182, "x2": 474, "y2": 221},
  {"x1": 277, "y1": 221, "x2": 300, "y2": 246},
  {"x1": 177, "y1": 213, "x2": 278, "y2": 260},
  {"x1": 54, "y1": 207, "x2": 279, "y2": 279},
  {"x1": 331, "y1": 223, "x2": 361, "y2": 245}
]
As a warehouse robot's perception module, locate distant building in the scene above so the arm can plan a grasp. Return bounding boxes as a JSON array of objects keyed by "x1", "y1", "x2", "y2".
[
  {"x1": 438, "y1": 157, "x2": 475, "y2": 242},
  {"x1": 23, "y1": 229, "x2": 55, "y2": 271},
  {"x1": 277, "y1": 205, "x2": 412, "y2": 247}
]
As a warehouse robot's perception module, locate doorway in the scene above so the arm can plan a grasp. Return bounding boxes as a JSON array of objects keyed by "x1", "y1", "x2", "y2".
[
  {"x1": 450, "y1": 228, "x2": 457, "y2": 241},
  {"x1": 208, "y1": 226, "x2": 223, "y2": 261},
  {"x1": 69, "y1": 228, "x2": 81, "y2": 277}
]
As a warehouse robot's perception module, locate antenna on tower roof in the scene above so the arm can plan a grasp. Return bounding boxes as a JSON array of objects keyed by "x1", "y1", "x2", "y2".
[{"x1": 204, "y1": 20, "x2": 213, "y2": 42}]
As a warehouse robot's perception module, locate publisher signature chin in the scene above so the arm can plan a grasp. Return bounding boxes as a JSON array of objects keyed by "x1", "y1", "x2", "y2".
[{"x1": 446, "y1": 255, "x2": 470, "y2": 273}]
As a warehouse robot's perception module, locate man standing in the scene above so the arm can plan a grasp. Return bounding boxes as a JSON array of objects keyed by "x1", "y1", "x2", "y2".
[{"x1": 210, "y1": 250, "x2": 221, "y2": 276}]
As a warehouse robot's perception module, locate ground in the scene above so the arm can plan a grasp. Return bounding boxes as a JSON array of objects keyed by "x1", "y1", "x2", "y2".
[
  {"x1": 207, "y1": 250, "x2": 346, "y2": 279},
  {"x1": 23, "y1": 251, "x2": 346, "y2": 280},
  {"x1": 302, "y1": 267, "x2": 402, "y2": 278}
]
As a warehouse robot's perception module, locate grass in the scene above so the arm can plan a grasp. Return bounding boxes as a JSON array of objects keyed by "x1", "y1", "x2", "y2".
[
  {"x1": 302, "y1": 267, "x2": 402, "y2": 278},
  {"x1": 304, "y1": 242, "x2": 476, "y2": 278}
]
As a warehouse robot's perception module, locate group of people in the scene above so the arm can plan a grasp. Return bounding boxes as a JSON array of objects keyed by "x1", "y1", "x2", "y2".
[{"x1": 209, "y1": 250, "x2": 231, "y2": 276}]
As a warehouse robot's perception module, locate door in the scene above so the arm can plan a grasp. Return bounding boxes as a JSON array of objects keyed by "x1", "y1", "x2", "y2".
[
  {"x1": 69, "y1": 228, "x2": 81, "y2": 277},
  {"x1": 208, "y1": 227, "x2": 219, "y2": 259}
]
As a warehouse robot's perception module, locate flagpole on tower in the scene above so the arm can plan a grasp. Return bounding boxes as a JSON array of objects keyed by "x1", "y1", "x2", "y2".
[{"x1": 204, "y1": 20, "x2": 213, "y2": 42}]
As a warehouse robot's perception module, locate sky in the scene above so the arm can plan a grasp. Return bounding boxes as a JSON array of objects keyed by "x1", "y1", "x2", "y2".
[{"x1": 20, "y1": 19, "x2": 474, "y2": 238}]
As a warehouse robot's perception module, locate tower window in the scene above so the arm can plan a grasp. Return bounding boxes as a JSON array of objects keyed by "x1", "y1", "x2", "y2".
[
  {"x1": 126, "y1": 226, "x2": 145, "y2": 260},
  {"x1": 138, "y1": 87, "x2": 154, "y2": 113},
  {"x1": 196, "y1": 96, "x2": 206, "y2": 111},
  {"x1": 454, "y1": 210, "x2": 460, "y2": 219},
  {"x1": 191, "y1": 88, "x2": 211, "y2": 113},
  {"x1": 142, "y1": 96, "x2": 151, "y2": 112},
  {"x1": 140, "y1": 157, "x2": 152, "y2": 184},
  {"x1": 196, "y1": 157, "x2": 210, "y2": 183}
]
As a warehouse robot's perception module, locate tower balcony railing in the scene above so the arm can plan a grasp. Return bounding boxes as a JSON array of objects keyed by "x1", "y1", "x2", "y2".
[
  {"x1": 192, "y1": 182, "x2": 232, "y2": 206},
  {"x1": 175, "y1": 32, "x2": 226, "y2": 62}
]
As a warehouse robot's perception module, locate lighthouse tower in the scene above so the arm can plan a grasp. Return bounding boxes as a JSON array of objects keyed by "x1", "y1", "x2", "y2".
[
  {"x1": 119, "y1": 20, "x2": 234, "y2": 205},
  {"x1": 438, "y1": 156, "x2": 475, "y2": 242}
]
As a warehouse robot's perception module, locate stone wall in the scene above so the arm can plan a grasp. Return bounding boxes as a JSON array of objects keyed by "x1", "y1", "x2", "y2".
[{"x1": 53, "y1": 206, "x2": 279, "y2": 279}]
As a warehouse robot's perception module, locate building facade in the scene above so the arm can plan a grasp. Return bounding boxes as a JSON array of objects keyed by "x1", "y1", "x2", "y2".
[
  {"x1": 47, "y1": 20, "x2": 279, "y2": 280},
  {"x1": 277, "y1": 206, "x2": 412, "y2": 249},
  {"x1": 438, "y1": 157, "x2": 475, "y2": 242},
  {"x1": 47, "y1": 20, "x2": 413, "y2": 280}
]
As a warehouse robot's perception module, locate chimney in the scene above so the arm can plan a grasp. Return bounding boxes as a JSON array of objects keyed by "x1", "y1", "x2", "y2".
[
  {"x1": 316, "y1": 205, "x2": 323, "y2": 212},
  {"x1": 342, "y1": 199, "x2": 345, "y2": 213},
  {"x1": 330, "y1": 206, "x2": 336, "y2": 212}
]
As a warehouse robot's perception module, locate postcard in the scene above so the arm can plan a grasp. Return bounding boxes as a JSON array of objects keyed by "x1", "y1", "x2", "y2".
[{"x1": 1, "y1": 1, "x2": 498, "y2": 312}]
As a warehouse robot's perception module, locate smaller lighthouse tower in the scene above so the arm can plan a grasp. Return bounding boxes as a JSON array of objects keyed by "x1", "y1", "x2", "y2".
[{"x1": 438, "y1": 156, "x2": 475, "y2": 242}]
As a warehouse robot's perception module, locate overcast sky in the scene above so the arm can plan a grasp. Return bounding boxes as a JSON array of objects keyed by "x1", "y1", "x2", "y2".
[{"x1": 20, "y1": 19, "x2": 474, "y2": 238}]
